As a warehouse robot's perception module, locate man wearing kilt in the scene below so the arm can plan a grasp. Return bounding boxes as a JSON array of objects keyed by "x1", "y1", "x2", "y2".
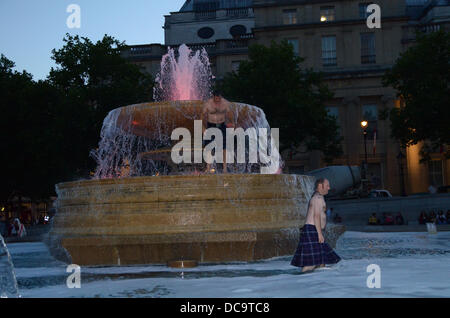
[{"x1": 291, "y1": 178, "x2": 341, "y2": 273}]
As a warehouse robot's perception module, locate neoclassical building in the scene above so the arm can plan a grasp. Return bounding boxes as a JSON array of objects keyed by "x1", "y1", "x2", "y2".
[{"x1": 123, "y1": 0, "x2": 450, "y2": 195}]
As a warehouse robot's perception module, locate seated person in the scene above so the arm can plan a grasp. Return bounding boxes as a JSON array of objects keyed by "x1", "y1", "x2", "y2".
[
  {"x1": 368, "y1": 213, "x2": 378, "y2": 225},
  {"x1": 428, "y1": 211, "x2": 437, "y2": 223},
  {"x1": 385, "y1": 213, "x2": 394, "y2": 225},
  {"x1": 418, "y1": 211, "x2": 428, "y2": 225},
  {"x1": 395, "y1": 212, "x2": 404, "y2": 225},
  {"x1": 381, "y1": 212, "x2": 387, "y2": 225},
  {"x1": 436, "y1": 211, "x2": 446, "y2": 224},
  {"x1": 11, "y1": 218, "x2": 26, "y2": 238}
]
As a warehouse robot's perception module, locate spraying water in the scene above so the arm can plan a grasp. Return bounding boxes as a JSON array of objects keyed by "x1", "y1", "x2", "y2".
[
  {"x1": 90, "y1": 44, "x2": 281, "y2": 179},
  {"x1": 154, "y1": 44, "x2": 213, "y2": 101},
  {"x1": 0, "y1": 234, "x2": 20, "y2": 298}
]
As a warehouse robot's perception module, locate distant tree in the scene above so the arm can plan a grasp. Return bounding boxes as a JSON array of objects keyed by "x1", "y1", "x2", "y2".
[
  {"x1": 0, "y1": 34, "x2": 154, "y2": 200},
  {"x1": 0, "y1": 54, "x2": 60, "y2": 200},
  {"x1": 219, "y1": 41, "x2": 342, "y2": 162},
  {"x1": 47, "y1": 33, "x2": 155, "y2": 179},
  {"x1": 382, "y1": 30, "x2": 450, "y2": 159}
]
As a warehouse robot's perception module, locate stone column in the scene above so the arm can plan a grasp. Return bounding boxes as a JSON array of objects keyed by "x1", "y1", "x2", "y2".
[
  {"x1": 342, "y1": 96, "x2": 361, "y2": 166},
  {"x1": 381, "y1": 94, "x2": 404, "y2": 195}
]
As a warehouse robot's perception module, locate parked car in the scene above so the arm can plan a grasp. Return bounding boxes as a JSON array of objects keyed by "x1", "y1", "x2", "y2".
[{"x1": 369, "y1": 190, "x2": 393, "y2": 198}]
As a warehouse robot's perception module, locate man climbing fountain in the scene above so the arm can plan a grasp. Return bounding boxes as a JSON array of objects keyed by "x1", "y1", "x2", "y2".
[{"x1": 201, "y1": 89, "x2": 235, "y2": 174}]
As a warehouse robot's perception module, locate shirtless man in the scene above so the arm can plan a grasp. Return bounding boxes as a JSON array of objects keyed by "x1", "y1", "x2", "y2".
[
  {"x1": 302, "y1": 178, "x2": 330, "y2": 271},
  {"x1": 290, "y1": 178, "x2": 341, "y2": 272},
  {"x1": 202, "y1": 89, "x2": 234, "y2": 173}
]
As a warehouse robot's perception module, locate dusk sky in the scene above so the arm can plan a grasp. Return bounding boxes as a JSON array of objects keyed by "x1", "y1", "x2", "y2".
[{"x1": 0, "y1": 0, "x2": 186, "y2": 80}]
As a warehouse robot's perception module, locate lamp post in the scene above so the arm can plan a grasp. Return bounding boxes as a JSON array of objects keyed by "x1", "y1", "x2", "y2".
[
  {"x1": 360, "y1": 121, "x2": 368, "y2": 193},
  {"x1": 397, "y1": 150, "x2": 406, "y2": 196}
]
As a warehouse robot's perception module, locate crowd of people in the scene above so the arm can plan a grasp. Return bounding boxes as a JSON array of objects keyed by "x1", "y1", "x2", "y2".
[
  {"x1": 368, "y1": 212, "x2": 405, "y2": 225},
  {"x1": 418, "y1": 210, "x2": 450, "y2": 225},
  {"x1": 0, "y1": 218, "x2": 27, "y2": 238},
  {"x1": 367, "y1": 209, "x2": 450, "y2": 226}
]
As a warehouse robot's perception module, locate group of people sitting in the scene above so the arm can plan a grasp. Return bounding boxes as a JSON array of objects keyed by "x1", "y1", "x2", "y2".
[
  {"x1": 1, "y1": 218, "x2": 27, "y2": 238},
  {"x1": 418, "y1": 210, "x2": 450, "y2": 225},
  {"x1": 368, "y1": 212, "x2": 404, "y2": 225}
]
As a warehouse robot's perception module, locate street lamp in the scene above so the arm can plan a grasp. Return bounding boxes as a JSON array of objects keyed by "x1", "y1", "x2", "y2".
[{"x1": 361, "y1": 121, "x2": 368, "y2": 192}]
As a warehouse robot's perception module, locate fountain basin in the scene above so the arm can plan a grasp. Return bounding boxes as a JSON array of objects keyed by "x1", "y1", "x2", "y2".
[{"x1": 48, "y1": 174, "x2": 345, "y2": 266}]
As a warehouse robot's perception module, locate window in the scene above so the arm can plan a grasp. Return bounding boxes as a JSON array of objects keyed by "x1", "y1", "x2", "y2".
[
  {"x1": 283, "y1": 9, "x2": 298, "y2": 25},
  {"x1": 231, "y1": 61, "x2": 241, "y2": 72},
  {"x1": 230, "y1": 25, "x2": 246, "y2": 37},
  {"x1": 325, "y1": 106, "x2": 341, "y2": 135},
  {"x1": 287, "y1": 39, "x2": 299, "y2": 56},
  {"x1": 361, "y1": 33, "x2": 376, "y2": 64},
  {"x1": 429, "y1": 160, "x2": 444, "y2": 187},
  {"x1": 367, "y1": 163, "x2": 383, "y2": 190},
  {"x1": 359, "y1": 3, "x2": 373, "y2": 19},
  {"x1": 320, "y1": 6, "x2": 335, "y2": 22},
  {"x1": 362, "y1": 104, "x2": 378, "y2": 139},
  {"x1": 198, "y1": 27, "x2": 215, "y2": 39},
  {"x1": 322, "y1": 36, "x2": 336, "y2": 66}
]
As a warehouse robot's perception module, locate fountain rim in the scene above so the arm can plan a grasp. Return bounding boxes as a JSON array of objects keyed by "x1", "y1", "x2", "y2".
[
  {"x1": 118, "y1": 100, "x2": 205, "y2": 108},
  {"x1": 55, "y1": 173, "x2": 311, "y2": 190},
  {"x1": 111, "y1": 100, "x2": 265, "y2": 112}
]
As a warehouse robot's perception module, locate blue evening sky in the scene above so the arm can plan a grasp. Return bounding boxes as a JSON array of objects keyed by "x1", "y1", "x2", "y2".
[{"x1": 0, "y1": 0, "x2": 186, "y2": 80}]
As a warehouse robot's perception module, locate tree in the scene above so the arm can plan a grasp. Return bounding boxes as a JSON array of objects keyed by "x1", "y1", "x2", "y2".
[
  {"x1": 219, "y1": 41, "x2": 342, "y2": 162},
  {"x1": 382, "y1": 30, "x2": 450, "y2": 159},
  {"x1": 0, "y1": 34, "x2": 155, "y2": 200},
  {"x1": 0, "y1": 54, "x2": 61, "y2": 200},
  {"x1": 47, "y1": 33, "x2": 155, "y2": 180}
]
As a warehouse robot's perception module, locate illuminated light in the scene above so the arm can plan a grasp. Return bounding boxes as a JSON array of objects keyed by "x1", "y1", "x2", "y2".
[
  {"x1": 210, "y1": 169, "x2": 216, "y2": 173},
  {"x1": 1, "y1": 207, "x2": 4, "y2": 212},
  {"x1": 361, "y1": 120, "x2": 368, "y2": 128},
  {"x1": 132, "y1": 120, "x2": 139, "y2": 125},
  {"x1": 320, "y1": 16, "x2": 327, "y2": 22}
]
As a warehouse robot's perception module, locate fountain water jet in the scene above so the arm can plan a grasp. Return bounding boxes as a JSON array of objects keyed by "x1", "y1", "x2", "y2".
[
  {"x1": 0, "y1": 234, "x2": 20, "y2": 297},
  {"x1": 154, "y1": 44, "x2": 213, "y2": 102}
]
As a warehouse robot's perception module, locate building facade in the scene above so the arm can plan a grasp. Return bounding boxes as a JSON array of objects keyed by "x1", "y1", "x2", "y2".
[{"x1": 123, "y1": 0, "x2": 450, "y2": 195}]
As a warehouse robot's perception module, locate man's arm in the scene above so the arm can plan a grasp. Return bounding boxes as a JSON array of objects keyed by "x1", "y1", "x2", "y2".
[{"x1": 312, "y1": 198, "x2": 325, "y2": 243}]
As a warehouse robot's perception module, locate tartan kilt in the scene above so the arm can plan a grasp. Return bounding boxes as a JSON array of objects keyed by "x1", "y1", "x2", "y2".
[{"x1": 291, "y1": 224, "x2": 341, "y2": 267}]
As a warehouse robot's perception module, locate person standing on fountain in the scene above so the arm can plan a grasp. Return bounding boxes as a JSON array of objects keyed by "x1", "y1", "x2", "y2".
[
  {"x1": 291, "y1": 178, "x2": 341, "y2": 273},
  {"x1": 202, "y1": 89, "x2": 235, "y2": 173}
]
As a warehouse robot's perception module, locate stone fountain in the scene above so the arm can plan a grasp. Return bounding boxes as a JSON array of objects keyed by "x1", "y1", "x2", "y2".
[{"x1": 48, "y1": 45, "x2": 345, "y2": 266}]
